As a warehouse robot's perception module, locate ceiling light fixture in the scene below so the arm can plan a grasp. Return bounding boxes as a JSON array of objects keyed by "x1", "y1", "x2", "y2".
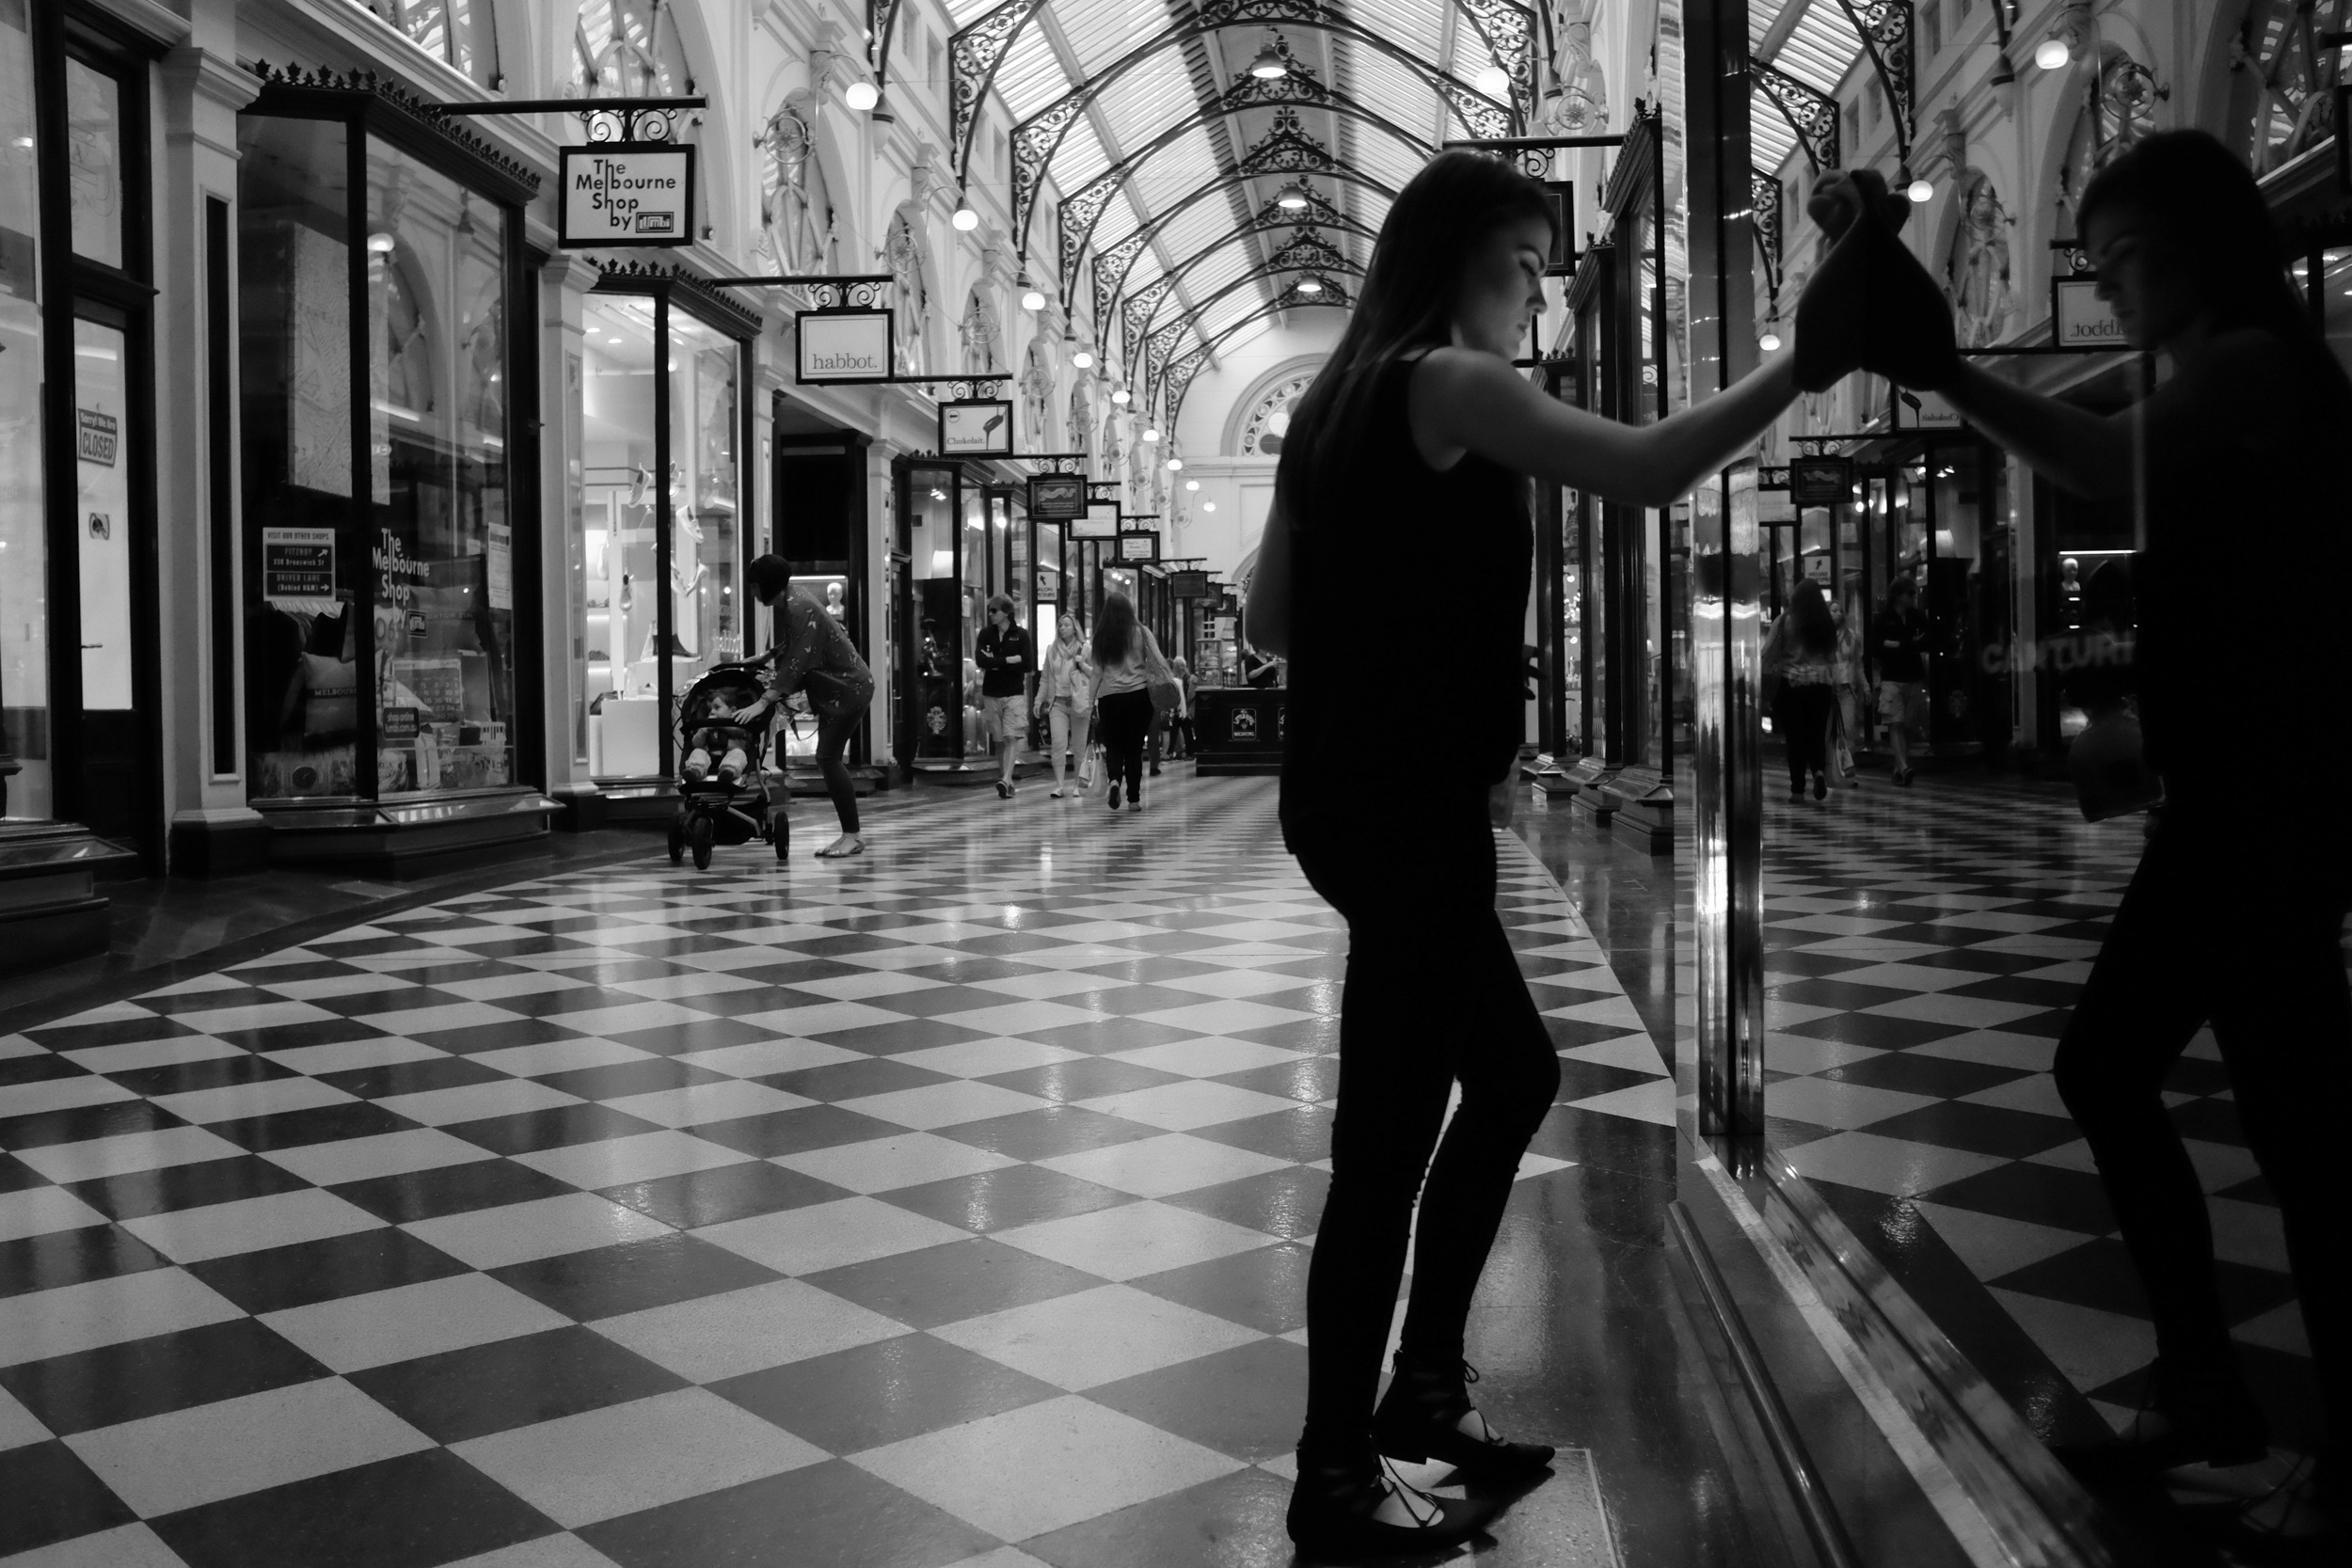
[
  {"x1": 1185, "y1": 480, "x2": 1200, "y2": 491},
  {"x1": 845, "y1": 80, "x2": 879, "y2": 112},
  {"x1": 1474, "y1": 63, "x2": 1511, "y2": 98},
  {"x1": 1758, "y1": 328, "x2": 1783, "y2": 352},
  {"x1": 1907, "y1": 177, "x2": 1934, "y2": 203},
  {"x1": 1248, "y1": 37, "x2": 1287, "y2": 80},
  {"x1": 2034, "y1": 36, "x2": 2071, "y2": 71},
  {"x1": 1295, "y1": 277, "x2": 1322, "y2": 294},
  {"x1": 1111, "y1": 388, "x2": 1131, "y2": 404},
  {"x1": 1073, "y1": 349, "x2": 1095, "y2": 369},
  {"x1": 951, "y1": 200, "x2": 979, "y2": 231},
  {"x1": 1142, "y1": 427, "x2": 1161, "y2": 443},
  {"x1": 1019, "y1": 273, "x2": 1046, "y2": 311},
  {"x1": 1167, "y1": 458, "x2": 1184, "y2": 471},
  {"x1": 1202, "y1": 501, "x2": 1216, "y2": 512},
  {"x1": 1275, "y1": 181, "x2": 1311, "y2": 212}
]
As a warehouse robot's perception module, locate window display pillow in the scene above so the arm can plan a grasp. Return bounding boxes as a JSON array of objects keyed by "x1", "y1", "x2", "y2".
[{"x1": 301, "y1": 652, "x2": 359, "y2": 740}]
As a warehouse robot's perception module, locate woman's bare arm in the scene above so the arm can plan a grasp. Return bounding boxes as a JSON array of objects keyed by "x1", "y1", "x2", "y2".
[
  {"x1": 1410, "y1": 348, "x2": 1801, "y2": 507},
  {"x1": 1936, "y1": 360, "x2": 2131, "y2": 501}
]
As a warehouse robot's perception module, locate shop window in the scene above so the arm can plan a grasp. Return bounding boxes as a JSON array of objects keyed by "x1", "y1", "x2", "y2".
[
  {"x1": 64, "y1": 56, "x2": 120, "y2": 268},
  {"x1": 571, "y1": 283, "x2": 744, "y2": 783},
  {"x1": 0, "y1": 0, "x2": 46, "y2": 819},
  {"x1": 352, "y1": 1, "x2": 502, "y2": 90},
  {"x1": 237, "y1": 99, "x2": 521, "y2": 805},
  {"x1": 2324, "y1": 248, "x2": 2352, "y2": 380}
]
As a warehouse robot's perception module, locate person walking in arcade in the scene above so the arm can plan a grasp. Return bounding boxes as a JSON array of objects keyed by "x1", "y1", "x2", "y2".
[
  {"x1": 1040, "y1": 610, "x2": 1095, "y2": 799},
  {"x1": 1867, "y1": 130, "x2": 2352, "y2": 1557},
  {"x1": 973, "y1": 594, "x2": 1034, "y2": 799},
  {"x1": 1761, "y1": 578, "x2": 1840, "y2": 801},
  {"x1": 731, "y1": 556, "x2": 875, "y2": 859},
  {"x1": 1086, "y1": 590, "x2": 1172, "y2": 813},
  {"x1": 1248, "y1": 149, "x2": 1854, "y2": 1557}
]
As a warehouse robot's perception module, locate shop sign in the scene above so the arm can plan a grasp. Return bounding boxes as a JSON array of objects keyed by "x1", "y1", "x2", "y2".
[
  {"x1": 558, "y1": 145, "x2": 695, "y2": 246},
  {"x1": 262, "y1": 526, "x2": 336, "y2": 605},
  {"x1": 381, "y1": 706, "x2": 420, "y2": 741},
  {"x1": 1028, "y1": 472, "x2": 1086, "y2": 519},
  {"x1": 76, "y1": 407, "x2": 118, "y2": 466},
  {"x1": 1789, "y1": 456, "x2": 1851, "y2": 508},
  {"x1": 1117, "y1": 531, "x2": 1159, "y2": 563},
  {"x1": 1168, "y1": 569, "x2": 1214, "y2": 598},
  {"x1": 1071, "y1": 499, "x2": 1120, "y2": 540},
  {"x1": 1543, "y1": 181, "x2": 1577, "y2": 276},
  {"x1": 486, "y1": 522, "x2": 513, "y2": 610},
  {"x1": 1034, "y1": 568, "x2": 1059, "y2": 605},
  {"x1": 2052, "y1": 276, "x2": 2126, "y2": 351},
  {"x1": 939, "y1": 399, "x2": 1013, "y2": 456},
  {"x1": 797, "y1": 310, "x2": 894, "y2": 383},
  {"x1": 1907, "y1": 392, "x2": 1962, "y2": 429}
]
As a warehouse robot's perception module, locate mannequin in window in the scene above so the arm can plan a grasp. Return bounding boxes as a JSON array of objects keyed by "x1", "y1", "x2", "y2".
[{"x1": 824, "y1": 581, "x2": 847, "y2": 621}]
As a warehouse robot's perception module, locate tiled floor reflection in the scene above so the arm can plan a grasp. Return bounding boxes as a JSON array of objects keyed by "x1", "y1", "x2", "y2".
[{"x1": 0, "y1": 775, "x2": 1773, "y2": 1568}]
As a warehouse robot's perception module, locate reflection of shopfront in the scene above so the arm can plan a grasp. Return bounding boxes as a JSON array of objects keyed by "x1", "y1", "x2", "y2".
[
  {"x1": 236, "y1": 70, "x2": 551, "y2": 871},
  {"x1": 568, "y1": 267, "x2": 755, "y2": 813},
  {"x1": 893, "y1": 455, "x2": 1031, "y2": 774},
  {"x1": 0, "y1": 5, "x2": 159, "y2": 958},
  {"x1": 771, "y1": 428, "x2": 870, "y2": 768}
]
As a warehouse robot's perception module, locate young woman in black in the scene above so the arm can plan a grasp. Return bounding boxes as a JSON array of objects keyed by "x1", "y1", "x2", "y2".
[
  {"x1": 1923, "y1": 131, "x2": 2352, "y2": 1555},
  {"x1": 1249, "y1": 150, "x2": 1845, "y2": 1557},
  {"x1": 1762, "y1": 578, "x2": 1840, "y2": 800}
]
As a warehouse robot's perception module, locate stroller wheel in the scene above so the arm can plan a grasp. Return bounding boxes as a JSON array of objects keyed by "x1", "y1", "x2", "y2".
[
  {"x1": 688, "y1": 814, "x2": 714, "y2": 872},
  {"x1": 773, "y1": 828, "x2": 789, "y2": 863},
  {"x1": 667, "y1": 822, "x2": 685, "y2": 864}
]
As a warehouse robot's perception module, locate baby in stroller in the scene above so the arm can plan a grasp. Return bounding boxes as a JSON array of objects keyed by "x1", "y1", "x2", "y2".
[{"x1": 669, "y1": 666, "x2": 786, "y2": 869}]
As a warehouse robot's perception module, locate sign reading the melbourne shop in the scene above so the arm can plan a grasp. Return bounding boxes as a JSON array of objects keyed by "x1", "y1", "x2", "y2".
[
  {"x1": 559, "y1": 145, "x2": 695, "y2": 246},
  {"x1": 939, "y1": 400, "x2": 1014, "y2": 457},
  {"x1": 1789, "y1": 456, "x2": 1852, "y2": 509},
  {"x1": 797, "y1": 310, "x2": 894, "y2": 383},
  {"x1": 2052, "y1": 277, "x2": 2126, "y2": 351},
  {"x1": 1028, "y1": 473, "x2": 1086, "y2": 520},
  {"x1": 262, "y1": 527, "x2": 337, "y2": 604}
]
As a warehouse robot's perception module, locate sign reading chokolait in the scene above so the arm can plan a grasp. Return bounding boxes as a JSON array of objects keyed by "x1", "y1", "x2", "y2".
[
  {"x1": 559, "y1": 145, "x2": 695, "y2": 247},
  {"x1": 797, "y1": 310, "x2": 893, "y2": 383},
  {"x1": 940, "y1": 400, "x2": 1014, "y2": 457}
]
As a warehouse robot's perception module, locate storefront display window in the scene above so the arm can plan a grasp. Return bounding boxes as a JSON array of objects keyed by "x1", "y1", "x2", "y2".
[
  {"x1": 237, "y1": 78, "x2": 529, "y2": 807},
  {"x1": 0, "y1": 1, "x2": 46, "y2": 820},
  {"x1": 64, "y1": 55, "x2": 119, "y2": 268},
  {"x1": 571, "y1": 280, "x2": 749, "y2": 782}
]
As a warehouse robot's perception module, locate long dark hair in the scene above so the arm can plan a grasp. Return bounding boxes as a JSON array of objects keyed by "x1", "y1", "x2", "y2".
[
  {"x1": 1784, "y1": 579, "x2": 1836, "y2": 656},
  {"x1": 2078, "y1": 130, "x2": 2352, "y2": 399},
  {"x1": 1276, "y1": 152, "x2": 1556, "y2": 522},
  {"x1": 1092, "y1": 590, "x2": 1136, "y2": 668}
]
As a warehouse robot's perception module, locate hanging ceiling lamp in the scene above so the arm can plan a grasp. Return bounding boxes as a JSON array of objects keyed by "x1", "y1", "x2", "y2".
[
  {"x1": 1473, "y1": 63, "x2": 1511, "y2": 98},
  {"x1": 1275, "y1": 181, "x2": 1311, "y2": 212},
  {"x1": 844, "y1": 80, "x2": 879, "y2": 112},
  {"x1": 1248, "y1": 37, "x2": 1288, "y2": 80}
]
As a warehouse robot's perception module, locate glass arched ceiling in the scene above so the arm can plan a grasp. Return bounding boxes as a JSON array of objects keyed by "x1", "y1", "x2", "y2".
[
  {"x1": 1749, "y1": 0, "x2": 1889, "y2": 177},
  {"x1": 936, "y1": 0, "x2": 1527, "y2": 373}
]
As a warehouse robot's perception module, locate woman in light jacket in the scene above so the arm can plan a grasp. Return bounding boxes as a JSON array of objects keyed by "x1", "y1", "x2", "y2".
[{"x1": 1041, "y1": 612, "x2": 1096, "y2": 799}]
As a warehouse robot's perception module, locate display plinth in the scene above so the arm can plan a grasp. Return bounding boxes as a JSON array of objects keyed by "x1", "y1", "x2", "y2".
[
  {"x1": 1192, "y1": 688, "x2": 1283, "y2": 776},
  {"x1": 257, "y1": 790, "x2": 561, "y2": 878},
  {"x1": 0, "y1": 822, "x2": 140, "y2": 973},
  {"x1": 1598, "y1": 766, "x2": 1674, "y2": 858}
]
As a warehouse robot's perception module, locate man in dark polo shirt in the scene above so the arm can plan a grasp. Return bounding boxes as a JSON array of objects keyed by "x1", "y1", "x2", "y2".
[{"x1": 973, "y1": 594, "x2": 1034, "y2": 799}]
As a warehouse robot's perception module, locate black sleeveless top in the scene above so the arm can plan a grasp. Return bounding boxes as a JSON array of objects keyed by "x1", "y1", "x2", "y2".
[{"x1": 1279, "y1": 353, "x2": 1533, "y2": 841}]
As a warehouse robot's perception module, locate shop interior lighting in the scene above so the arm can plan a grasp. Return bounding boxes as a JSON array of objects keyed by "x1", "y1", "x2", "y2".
[
  {"x1": 1473, "y1": 63, "x2": 1511, "y2": 99},
  {"x1": 952, "y1": 201, "x2": 980, "y2": 231},
  {"x1": 2034, "y1": 36, "x2": 2072, "y2": 71},
  {"x1": 1248, "y1": 38, "x2": 1288, "y2": 79},
  {"x1": 1275, "y1": 182, "x2": 1311, "y2": 212},
  {"x1": 844, "y1": 80, "x2": 880, "y2": 112}
]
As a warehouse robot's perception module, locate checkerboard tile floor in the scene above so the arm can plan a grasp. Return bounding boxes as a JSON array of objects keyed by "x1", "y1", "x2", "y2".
[
  {"x1": 0, "y1": 779, "x2": 1665, "y2": 1568},
  {"x1": 1692, "y1": 774, "x2": 2321, "y2": 1455}
]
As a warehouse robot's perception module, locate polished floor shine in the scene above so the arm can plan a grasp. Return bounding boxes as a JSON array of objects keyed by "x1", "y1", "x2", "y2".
[{"x1": 0, "y1": 777, "x2": 1774, "y2": 1568}]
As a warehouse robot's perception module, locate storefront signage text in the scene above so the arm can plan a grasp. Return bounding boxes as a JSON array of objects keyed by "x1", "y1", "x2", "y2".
[
  {"x1": 2051, "y1": 276, "x2": 2126, "y2": 351},
  {"x1": 558, "y1": 146, "x2": 696, "y2": 247},
  {"x1": 1071, "y1": 500, "x2": 1120, "y2": 540},
  {"x1": 1168, "y1": 570, "x2": 1214, "y2": 598},
  {"x1": 1117, "y1": 531, "x2": 1159, "y2": 563},
  {"x1": 939, "y1": 400, "x2": 1014, "y2": 457},
  {"x1": 797, "y1": 309, "x2": 893, "y2": 383},
  {"x1": 77, "y1": 407, "x2": 118, "y2": 467},
  {"x1": 262, "y1": 526, "x2": 337, "y2": 605},
  {"x1": 1789, "y1": 456, "x2": 1852, "y2": 508},
  {"x1": 1028, "y1": 473, "x2": 1086, "y2": 520}
]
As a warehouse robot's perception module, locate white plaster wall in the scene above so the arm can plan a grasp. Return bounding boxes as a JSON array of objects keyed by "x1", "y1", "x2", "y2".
[{"x1": 1165, "y1": 314, "x2": 1343, "y2": 580}]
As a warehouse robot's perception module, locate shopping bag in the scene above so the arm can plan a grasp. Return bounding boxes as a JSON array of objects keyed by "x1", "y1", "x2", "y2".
[
  {"x1": 1825, "y1": 708, "x2": 1859, "y2": 790},
  {"x1": 2070, "y1": 708, "x2": 2164, "y2": 822}
]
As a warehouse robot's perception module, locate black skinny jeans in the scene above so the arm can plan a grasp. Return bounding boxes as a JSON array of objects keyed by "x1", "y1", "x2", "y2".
[
  {"x1": 777, "y1": 705, "x2": 862, "y2": 852},
  {"x1": 1290, "y1": 800, "x2": 1561, "y2": 1459},
  {"x1": 2053, "y1": 807, "x2": 2351, "y2": 1465},
  {"x1": 1096, "y1": 689, "x2": 1154, "y2": 800},
  {"x1": 1775, "y1": 684, "x2": 1834, "y2": 792}
]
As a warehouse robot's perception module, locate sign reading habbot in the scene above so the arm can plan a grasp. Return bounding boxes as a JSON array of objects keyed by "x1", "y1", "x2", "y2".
[{"x1": 559, "y1": 145, "x2": 695, "y2": 246}]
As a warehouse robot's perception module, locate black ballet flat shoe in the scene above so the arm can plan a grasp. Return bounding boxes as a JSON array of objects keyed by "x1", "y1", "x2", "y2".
[
  {"x1": 1812, "y1": 773, "x2": 1828, "y2": 800},
  {"x1": 1372, "y1": 1354, "x2": 1556, "y2": 1486},
  {"x1": 1285, "y1": 1450, "x2": 1498, "y2": 1560}
]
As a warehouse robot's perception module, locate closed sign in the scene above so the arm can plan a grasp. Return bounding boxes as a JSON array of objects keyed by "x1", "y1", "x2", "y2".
[{"x1": 559, "y1": 146, "x2": 694, "y2": 247}]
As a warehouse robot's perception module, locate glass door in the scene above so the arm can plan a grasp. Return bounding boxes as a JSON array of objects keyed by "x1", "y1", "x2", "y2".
[{"x1": 72, "y1": 312, "x2": 137, "y2": 837}]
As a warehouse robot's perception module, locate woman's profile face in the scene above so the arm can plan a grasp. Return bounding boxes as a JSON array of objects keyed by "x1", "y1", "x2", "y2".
[
  {"x1": 2087, "y1": 204, "x2": 2201, "y2": 352},
  {"x1": 1453, "y1": 214, "x2": 1552, "y2": 359}
]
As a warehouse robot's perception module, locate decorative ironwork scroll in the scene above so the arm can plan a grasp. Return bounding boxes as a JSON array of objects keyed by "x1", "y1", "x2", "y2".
[
  {"x1": 1755, "y1": 59, "x2": 1839, "y2": 171},
  {"x1": 596, "y1": 259, "x2": 766, "y2": 339},
  {"x1": 1453, "y1": 0, "x2": 1538, "y2": 110},
  {"x1": 1123, "y1": 275, "x2": 1184, "y2": 369},
  {"x1": 1751, "y1": 168, "x2": 1782, "y2": 295},
  {"x1": 949, "y1": 0, "x2": 1048, "y2": 181},
  {"x1": 1081, "y1": 168, "x2": 1391, "y2": 312},
  {"x1": 247, "y1": 61, "x2": 543, "y2": 196},
  {"x1": 1834, "y1": 0, "x2": 1915, "y2": 163}
]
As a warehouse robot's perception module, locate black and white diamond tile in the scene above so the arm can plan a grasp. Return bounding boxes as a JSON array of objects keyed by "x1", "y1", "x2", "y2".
[{"x1": 0, "y1": 778, "x2": 1657, "y2": 1567}]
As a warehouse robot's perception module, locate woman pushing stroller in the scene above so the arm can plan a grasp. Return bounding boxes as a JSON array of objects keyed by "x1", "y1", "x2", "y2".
[{"x1": 723, "y1": 555, "x2": 875, "y2": 860}]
